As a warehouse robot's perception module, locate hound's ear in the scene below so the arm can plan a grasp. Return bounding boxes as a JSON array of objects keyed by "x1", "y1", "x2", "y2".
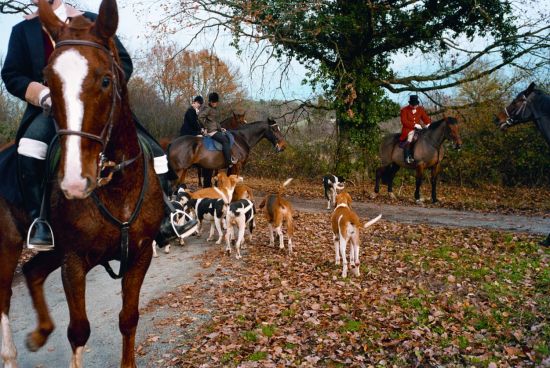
[
  {"x1": 92, "y1": 0, "x2": 118, "y2": 40},
  {"x1": 38, "y1": 0, "x2": 64, "y2": 41},
  {"x1": 526, "y1": 82, "x2": 536, "y2": 96}
]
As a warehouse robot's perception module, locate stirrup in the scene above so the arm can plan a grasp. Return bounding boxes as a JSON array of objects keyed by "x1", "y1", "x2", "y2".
[{"x1": 26, "y1": 218, "x2": 55, "y2": 251}]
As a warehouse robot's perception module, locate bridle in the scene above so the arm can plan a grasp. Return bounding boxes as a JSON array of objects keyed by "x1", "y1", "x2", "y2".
[
  {"x1": 502, "y1": 94, "x2": 529, "y2": 128},
  {"x1": 52, "y1": 39, "x2": 140, "y2": 187}
]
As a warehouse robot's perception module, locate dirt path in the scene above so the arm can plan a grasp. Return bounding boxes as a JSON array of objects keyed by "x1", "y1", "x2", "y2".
[
  {"x1": 5, "y1": 199, "x2": 548, "y2": 367},
  {"x1": 290, "y1": 196, "x2": 550, "y2": 234}
]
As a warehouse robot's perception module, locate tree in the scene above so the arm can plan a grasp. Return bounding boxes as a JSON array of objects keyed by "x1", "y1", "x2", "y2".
[
  {"x1": 137, "y1": 42, "x2": 245, "y2": 108},
  {"x1": 149, "y1": 0, "x2": 549, "y2": 133}
]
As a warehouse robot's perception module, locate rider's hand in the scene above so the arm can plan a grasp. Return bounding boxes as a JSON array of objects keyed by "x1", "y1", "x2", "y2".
[
  {"x1": 221, "y1": 128, "x2": 227, "y2": 132},
  {"x1": 39, "y1": 88, "x2": 52, "y2": 114},
  {"x1": 201, "y1": 128, "x2": 207, "y2": 135},
  {"x1": 414, "y1": 123, "x2": 422, "y2": 130}
]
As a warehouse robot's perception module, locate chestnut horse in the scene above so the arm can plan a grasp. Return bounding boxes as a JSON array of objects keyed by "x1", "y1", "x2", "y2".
[
  {"x1": 0, "y1": 1, "x2": 164, "y2": 367},
  {"x1": 220, "y1": 111, "x2": 247, "y2": 130},
  {"x1": 374, "y1": 117, "x2": 462, "y2": 203},
  {"x1": 494, "y1": 82, "x2": 550, "y2": 246},
  {"x1": 168, "y1": 119, "x2": 286, "y2": 185}
]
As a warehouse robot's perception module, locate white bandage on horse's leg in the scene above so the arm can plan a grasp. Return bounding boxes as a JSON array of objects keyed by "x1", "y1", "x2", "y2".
[
  {"x1": 18, "y1": 138, "x2": 48, "y2": 160},
  {"x1": 153, "y1": 155, "x2": 169, "y2": 174},
  {"x1": 1, "y1": 313, "x2": 17, "y2": 368}
]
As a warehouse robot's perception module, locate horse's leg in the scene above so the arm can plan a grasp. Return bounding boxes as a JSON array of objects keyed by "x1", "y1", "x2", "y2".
[
  {"x1": 177, "y1": 168, "x2": 188, "y2": 186},
  {"x1": 61, "y1": 255, "x2": 90, "y2": 368},
  {"x1": 0, "y1": 240, "x2": 23, "y2": 368},
  {"x1": 387, "y1": 164, "x2": 400, "y2": 199},
  {"x1": 414, "y1": 166, "x2": 424, "y2": 202},
  {"x1": 119, "y1": 243, "x2": 153, "y2": 368},
  {"x1": 23, "y1": 251, "x2": 64, "y2": 351},
  {"x1": 374, "y1": 166, "x2": 383, "y2": 194},
  {"x1": 197, "y1": 167, "x2": 202, "y2": 187},
  {"x1": 430, "y1": 164, "x2": 441, "y2": 203}
]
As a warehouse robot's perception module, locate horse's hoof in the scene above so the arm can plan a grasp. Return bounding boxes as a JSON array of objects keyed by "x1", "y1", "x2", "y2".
[
  {"x1": 432, "y1": 199, "x2": 439, "y2": 204},
  {"x1": 26, "y1": 331, "x2": 48, "y2": 352},
  {"x1": 388, "y1": 193, "x2": 396, "y2": 200}
]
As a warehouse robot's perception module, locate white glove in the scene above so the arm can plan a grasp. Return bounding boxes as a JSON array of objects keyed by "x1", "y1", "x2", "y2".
[
  {"x1": 201, "y1": 128, "x2": 207, "y2": 135},
  {"x1": 414, "y1": 123, "x2": 422, "y2": 129},
  {"x1": 221, "y1": 128, "x2": 227, "y2": 132},
  {"x1": 39, "y1": 88, "x2": 52, "y2": 113}
]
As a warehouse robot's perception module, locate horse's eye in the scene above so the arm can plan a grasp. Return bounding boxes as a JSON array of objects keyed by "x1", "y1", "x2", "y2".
[{"x1": 101, "y1": 76, "x2": 111, "y2": 88}]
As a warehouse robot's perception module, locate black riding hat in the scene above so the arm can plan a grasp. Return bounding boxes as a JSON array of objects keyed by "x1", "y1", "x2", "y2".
[
  {"x1": 208, "y1": 92, "x2": 219, "y2": 103},
  {"x1": 193, "y1": 95, "x2": 204, "y2": 104},
  {"x1": 409, "y1": 95, "x2": 419, "y2": 106}
]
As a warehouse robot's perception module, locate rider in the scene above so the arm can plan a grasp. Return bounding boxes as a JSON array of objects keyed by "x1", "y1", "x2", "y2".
[
  {"x1": 180, "y1": 95, "x2": 204, "y2": 136},
  {"x1": 198, "y1": 92, "x2": 237, "y2": 168},
  {"x1": 400, "y1": 95, "x2": 431, "y2": 164},
  {"x1": 1, "y1": 0, "x2": 196, "y2": 251}
]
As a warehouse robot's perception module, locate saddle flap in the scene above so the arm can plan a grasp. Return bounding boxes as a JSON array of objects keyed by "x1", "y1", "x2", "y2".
[{"x1": 202, "y1": 132, "x2": 235, "y2": 151}]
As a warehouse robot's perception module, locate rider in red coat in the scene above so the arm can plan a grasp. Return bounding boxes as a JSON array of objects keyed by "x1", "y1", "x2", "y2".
[{"x1": 400, "y1": 95, "x2": 431, "y2": 163}]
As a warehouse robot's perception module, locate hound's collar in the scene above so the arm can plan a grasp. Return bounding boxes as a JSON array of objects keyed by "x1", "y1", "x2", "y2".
[{"x1": 335, "y1": 203, "x2": 349, "y2": 208}]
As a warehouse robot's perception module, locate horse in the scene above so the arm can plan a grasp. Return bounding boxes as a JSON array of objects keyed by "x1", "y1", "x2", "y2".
[
  {"x1": 494, "y1": 82, "x2": 550, "y2": 246},
  {"x1": 0, "y1": 1, "x2": 164, "y2": 367},
  {"x1": 220, "y1": 111, "x2": 247, "y2": 130},
  {"x1": 168, "y1": 119, "x2": 287, "y2": 185},
  {"x1": 374, "y1": 117, "x2": 462, "y2": 203}
]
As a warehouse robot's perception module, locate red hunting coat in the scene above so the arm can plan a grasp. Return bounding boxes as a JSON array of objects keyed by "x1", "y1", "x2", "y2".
[{"x1": 399, "y1": 105, "x2": 431, "y2": 141}]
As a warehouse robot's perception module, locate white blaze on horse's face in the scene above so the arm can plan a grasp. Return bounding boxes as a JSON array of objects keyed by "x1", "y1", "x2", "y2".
[{"x1": 53, "y1": 49, "x2": 90, "y2": 199}]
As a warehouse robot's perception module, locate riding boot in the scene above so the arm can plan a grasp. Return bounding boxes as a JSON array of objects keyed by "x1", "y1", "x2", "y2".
[
  {"x1": 404, "y1": 146, "x2": 414, "y2": 164},
  {"x1": 155, "y1": 217, "x2": 198, "y2": 248},
  {"x1": 18, "y1": 155, "x2": 54, "y2": 251},
  {"x1": 157, "y1": 172, "x2": 172, "y2": 197},
  {"x1": 540, "y1": 233, "x2": 550, "y2": 247}
]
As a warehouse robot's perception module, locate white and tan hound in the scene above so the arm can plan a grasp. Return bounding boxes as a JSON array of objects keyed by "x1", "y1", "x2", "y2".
[
  {"x1": 331, "y1": 192, "x2": 381, "y2": 277},
  {"x1": 225, "y1": 199, "x2": 255, "y2": 259}
]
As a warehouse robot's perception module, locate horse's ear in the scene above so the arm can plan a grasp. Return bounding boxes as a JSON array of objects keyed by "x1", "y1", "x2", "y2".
[
  {"x1": 92, "y1": 0, "x2": 118, "y2": 40},
  {"x1": 38, "y1": 0, "x2": 64, "y2": 41},
  {"x1": 526, "y1": 82, "x2": 536, "y2": 96}
]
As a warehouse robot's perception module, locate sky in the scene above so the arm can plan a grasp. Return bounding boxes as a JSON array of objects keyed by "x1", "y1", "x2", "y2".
[
  {"x1": 0, "y1": 0, "x2": 317, "y2": 102},
  {"x1": 1, "y1": 1, "x2": 545, "y2": 106}
]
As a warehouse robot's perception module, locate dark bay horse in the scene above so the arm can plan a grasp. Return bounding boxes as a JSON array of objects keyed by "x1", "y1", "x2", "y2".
[
  {"x1": 495, "y1": 82, "x2": 550, "y2": 246},
  {"x1": 0, "y1": 1, "x2": 164, "y2": 367},
  {"x1": 374, "y1": 117, "x2": 462, "y2": 203},
  {"x1": 168, "y1": 119, "x2": 287, "y2": 185}
]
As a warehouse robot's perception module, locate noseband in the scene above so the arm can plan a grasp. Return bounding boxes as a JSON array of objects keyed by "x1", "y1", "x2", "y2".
[
  {"x1": 502, "y1": 94, "x2": 529, "y2": 127},
  {"x1": 52, "y1": 40, "x2": 138, "y2": 186}
]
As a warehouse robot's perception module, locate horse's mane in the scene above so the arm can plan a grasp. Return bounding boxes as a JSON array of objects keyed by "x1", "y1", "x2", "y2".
[
  {"x1": 68, "y1": 15, "x2": 93, "y2": 30},
  {"x1": 233, "y1": 119, "x2": 269, "y2": 132},
  {"x1": 428, "y1": 117, "x2": 458, "y2": 130}
]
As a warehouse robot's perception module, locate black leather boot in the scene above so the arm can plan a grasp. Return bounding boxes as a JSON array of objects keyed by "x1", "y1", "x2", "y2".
[
  {"x1": 404, "y1": 146, "x2": 414, "y2": 164},
  {"x1": 155, "y1": 217, "x2": 198, "y2": 248},
  {"x1": 157, "y1": 172, "x2": 172, "y2": 197},
  {"x1": 19, "y1": 155, "x2": 54, "y2": 251}
]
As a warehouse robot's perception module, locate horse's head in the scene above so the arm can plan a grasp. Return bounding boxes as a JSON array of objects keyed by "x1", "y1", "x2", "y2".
[
  {"x1": 266, "y1": 118, "x2": 287, "y2": 152},
  {"x1": 494, "y1": 82, "x2": 536, "y2": 131},
  {"x1": 444, "y1": 117, "x2": 462, "y2": 150},
  {"x1": 39, "y1": 0, "x2": 124, "y2": 199},
  {"x1": 232, "y1": 111, "x2": 247, "y2": 126}
]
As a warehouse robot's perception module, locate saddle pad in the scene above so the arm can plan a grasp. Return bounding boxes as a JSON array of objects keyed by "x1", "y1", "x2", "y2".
[
  {"x1": 0, "y1": 144, "x2": 23, "y2": 206},
  {"x1": 202, "y1": 132, "x2": 235, "y2": 151}
]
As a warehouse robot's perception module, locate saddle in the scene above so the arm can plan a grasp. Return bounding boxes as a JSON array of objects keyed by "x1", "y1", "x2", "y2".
[
  {"x1": 202, "y1": 132, "x2": 236, "y2": 151},
  {"x1": 397, "y1": 130, "x2": 420, "y2": 149}
]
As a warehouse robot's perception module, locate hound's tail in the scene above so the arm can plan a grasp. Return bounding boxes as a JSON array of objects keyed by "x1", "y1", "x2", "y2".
[
  {"x1": 363, "y1": 214, "x2": 382, "y2": 229},
  {"x1": 279, "y1": 178, "x2": 293, "y2": 193}
]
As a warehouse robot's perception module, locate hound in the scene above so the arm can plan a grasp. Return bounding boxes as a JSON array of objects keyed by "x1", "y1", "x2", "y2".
[
  {"x1": 225, "y1": 199, "x2": 255, "y2": 259},
  {"x1": 184, "y1": 198, "x2": 228, "y2": 244},
  {"x1": 152, "y1": 200, "x2": 190, "y2": 257},
  {"x1": 323, "y1": 174, "x2": 345, "y2": 209},
  {"x1": 231, "y1": 183, "x2": 254, "y2": 202},
  {"x1": 191, "y1": 172, "x2": 242, "y2": 204},
  {"x1": 259, "y1": 178, "x2": 294, "y2": 255},
  {"x1": 331, "y1": 192, "x2": 381, "y2": 277}
]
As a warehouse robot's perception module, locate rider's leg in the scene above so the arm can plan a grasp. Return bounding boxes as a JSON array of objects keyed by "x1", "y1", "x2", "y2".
[
  {"x1": 211, "y1": 132, "x2": 233, "y2": 167},
  {"x1": 404, "y1": 131, "x2": 415, "y2": 164},
  {"x1": 137, "y1": 131, "x2": 198, "y2": 247},
  {"x1": 17, "y1": 114, "x2": 56, "y2": 251}
]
